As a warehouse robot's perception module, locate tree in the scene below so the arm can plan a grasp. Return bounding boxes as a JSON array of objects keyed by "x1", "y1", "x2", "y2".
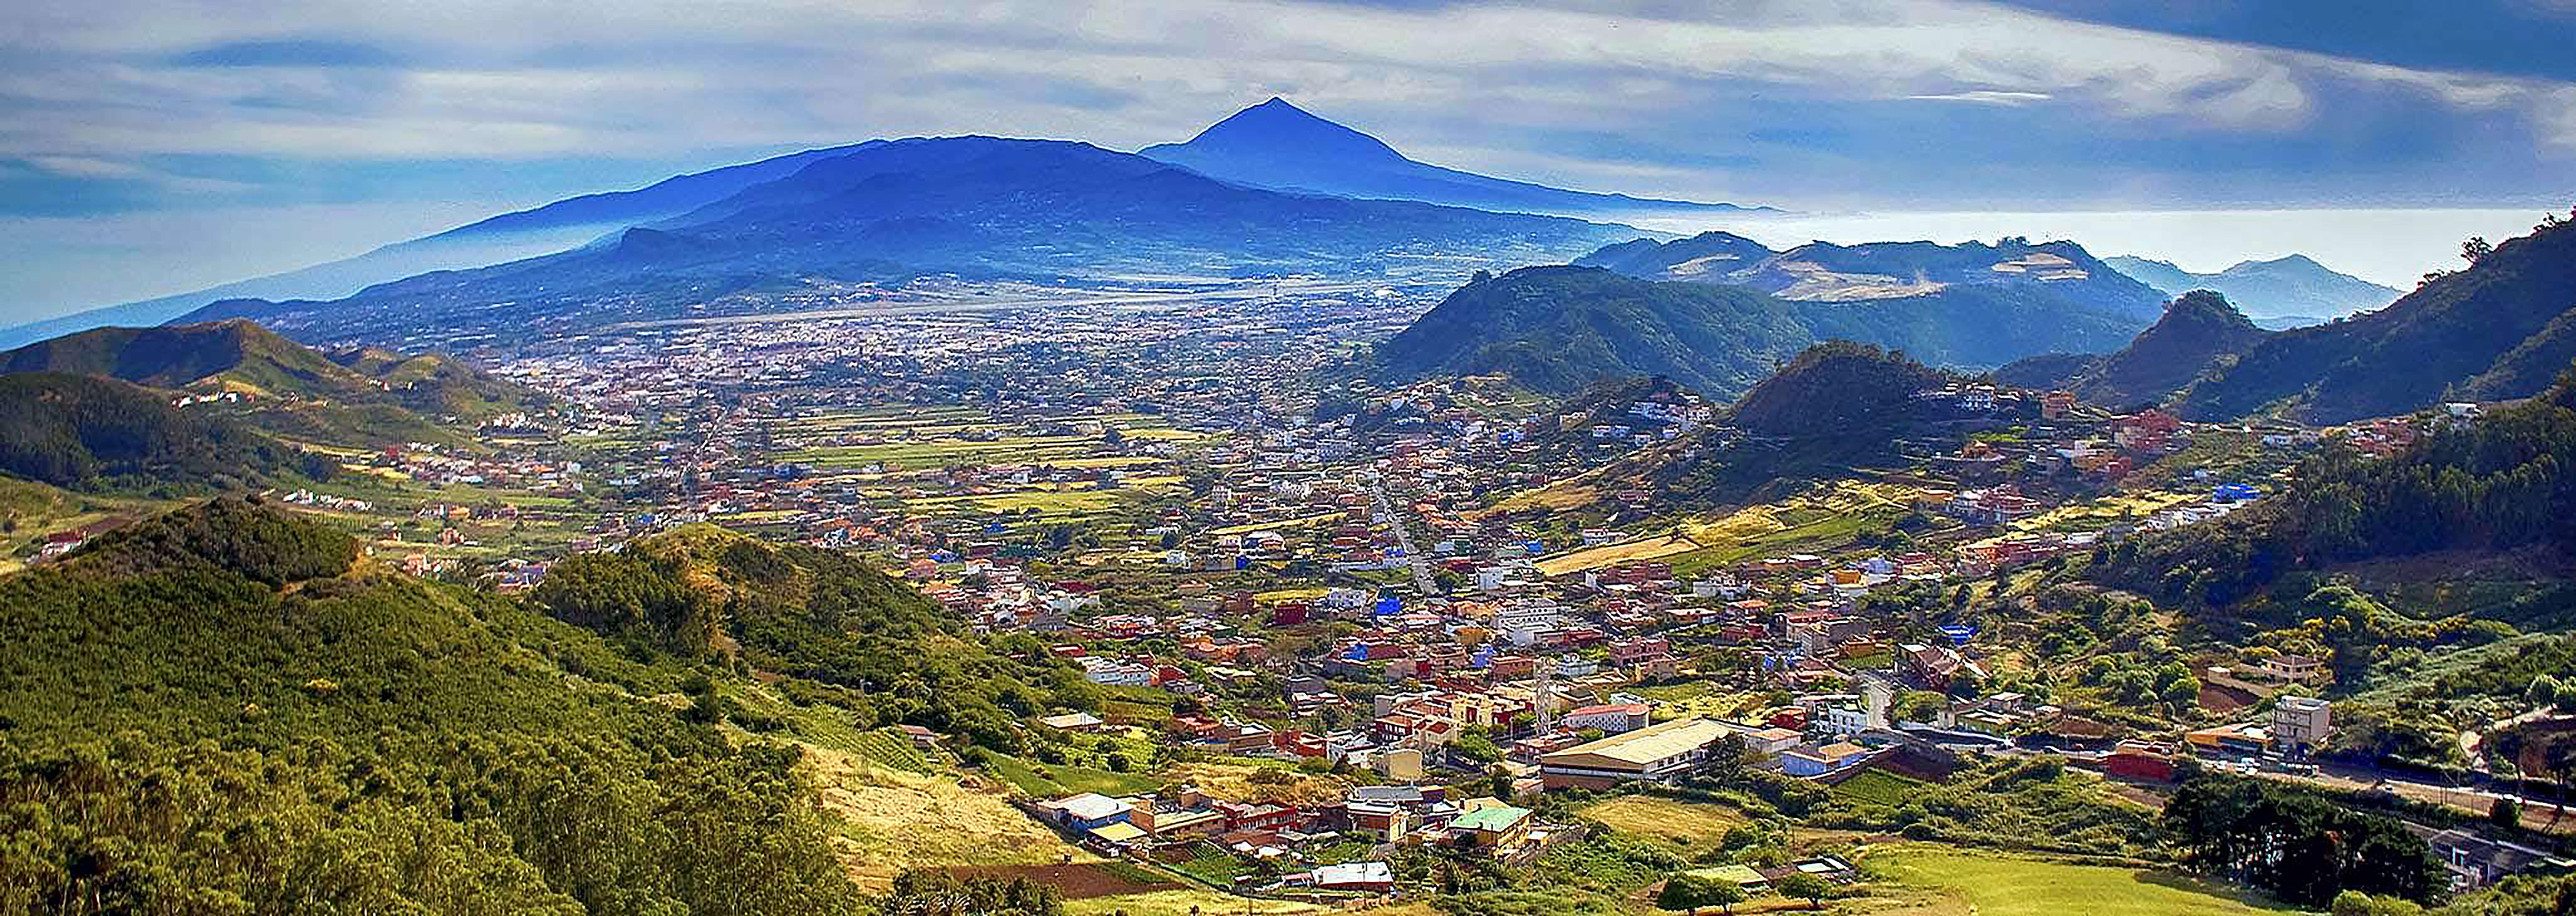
[
  {"x1": 1656, "y1": 873, "x2": 1742, "y2": 915},
  {"x1": 2463, "y1": 235, "x2": 2495, "y2": 264},
  {"x1": 1775, "y1": 871, "x2": 1831, "y2": 908},
  {"x1": 2530, "y1": 674, "x2": 2563, "y2": 710},
  {"x1": 2492, "y1": 796, "x2": 2523, "y2": 829}
]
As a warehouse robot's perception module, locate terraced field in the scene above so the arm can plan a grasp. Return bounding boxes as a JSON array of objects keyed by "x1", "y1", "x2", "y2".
[{"x1": 1533, "y1": 481, "x2": 1922, "y2": 576}]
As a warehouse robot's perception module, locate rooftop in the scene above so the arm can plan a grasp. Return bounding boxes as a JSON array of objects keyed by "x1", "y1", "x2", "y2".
[
  {"x1": 1451, "y1": 805, "x2": 1532, "y2": 832},
  {"x1": 1542, "y1": 717, "x2": 1731, "y2": 766}
]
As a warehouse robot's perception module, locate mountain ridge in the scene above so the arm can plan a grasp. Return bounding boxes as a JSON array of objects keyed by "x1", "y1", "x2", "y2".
[
  {"x1": 1575, "y1": 233, "x2": 2169, "y2": 324},
  {"x1": 1999, "y1": 290, "x2": 2274, "y2": 409},
  {"x1": 2173, "y1": 215, "x2": 2576, "y2": 423},
  {"x1": 2104, "y1": 252, "x2": 2400, "y2": 326},
  {"x1": 182, "y1": 137, "x2": 1642, "y2": 345},
  {"x1": 0, "y1": 144, "x2": 881, "y2": 351},
  {"x1": 1140, "y1": 98, "x2": 1766, "y2": 217},
  {"x1": 1375, "y1": 264, "x2": 2145, "y2": 396}
]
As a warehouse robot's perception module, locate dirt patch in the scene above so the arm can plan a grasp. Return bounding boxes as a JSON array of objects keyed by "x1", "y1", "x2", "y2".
[{"x1": 946, "y1": 863, "x2": 1182, "y2": 900}]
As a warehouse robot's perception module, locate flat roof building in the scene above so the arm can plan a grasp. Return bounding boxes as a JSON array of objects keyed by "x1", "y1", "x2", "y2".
[{"x1": 1539, "y1": 717, "x2": 1733, "y2": 790}]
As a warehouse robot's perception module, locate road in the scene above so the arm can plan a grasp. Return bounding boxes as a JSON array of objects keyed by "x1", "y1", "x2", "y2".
[{"x1": 1369, "y1": 479, "x2": 1438, "y2": 596}]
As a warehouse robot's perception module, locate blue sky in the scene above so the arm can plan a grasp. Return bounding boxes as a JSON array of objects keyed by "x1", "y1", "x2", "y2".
[{"x1": 1, "y1": 0, "x2": 2572, "y2": 323}]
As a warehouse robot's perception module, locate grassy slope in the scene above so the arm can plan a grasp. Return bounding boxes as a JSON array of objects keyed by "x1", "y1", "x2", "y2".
[{"x1": 1871, "y1": 848, "x2": 2292, "y2": 916}]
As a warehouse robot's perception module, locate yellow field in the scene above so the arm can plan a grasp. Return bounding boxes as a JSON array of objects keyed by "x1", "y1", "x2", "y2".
[
  {"x1": 1486, "y1": 477, "x2": 1602, "y2": 514},
  {"x1": 800, "y1": 747, "x2": 1091, "y2": 892},
  {"x1": 1159, "y1": 760, "x2": 1347, "y2": 807},
  {"x1": 1579, "y1": 796, "x2": 1746, "y2": 847},
  {"x1": 1533, "y1": 481, "x2": 1920, "y2": 576},
  {"x1": 2003, "y1": 490, "x2": 2198, "y2": 535},
  {"x1": 1211, "y1": 511, "x2": 1346, "y2": 537}
]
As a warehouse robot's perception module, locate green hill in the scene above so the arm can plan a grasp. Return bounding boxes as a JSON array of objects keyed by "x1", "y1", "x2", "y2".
[
  {"x1": 1722, "y1": 341, "x2": 1966, "y2": 439},
  {"x1": 1376, "y1": 266, "x2": 1818, "y2": 396},
  {"x1": 1552, "y1": 343, "x2": 2000, "y2": 511},
  {"x1": 2001, "y1": 291, "x2": 2273, "y2": 410},
  {"x1": 1375, "y1": 266, "x2": 2139, "y2": 396},
  {"x1": 2173, "y1": 214, "x2": 2576, "y2": 423},
  {"x1": 533, "y1": 524, "x2": 1093, "y2": 752},
  {"x1": 0, "y1": 371, "x2": 331, "y2": 491},
  {"x1": 0, "y1": 319, "x2": 538, "y2": 421},
  {"x1": 0, "y1": 498, "x2": 860, "y2": 914},
  {"x1": 2099, "y1": 359, "x2": 2576, "y2": 609},
  {"x1": 1572, "y1": 230, "x2": 1777, "y2": 280}
]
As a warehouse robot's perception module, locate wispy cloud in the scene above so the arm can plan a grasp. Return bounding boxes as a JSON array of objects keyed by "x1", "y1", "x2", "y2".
[{"x1": 1906, "y1": 90, "x2": 2053, "y2": 105}]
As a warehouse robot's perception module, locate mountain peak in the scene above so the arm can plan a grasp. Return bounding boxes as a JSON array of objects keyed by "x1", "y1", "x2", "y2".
[
  {"x1": 2227, "y1": 253, "x2": 2324, "y2": 273},
  {"x1": 1173, "y1": 97, "x2": 1406, "y2": 165}
]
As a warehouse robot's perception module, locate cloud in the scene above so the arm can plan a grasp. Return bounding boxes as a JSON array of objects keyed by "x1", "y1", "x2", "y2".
[
  {"x1": 1907, "y1": 90, "x2": 2053, "y2": 105},
  {"x1": 167, "y1": 38, "x2": 407, "y2": 68},
  {"x1": 0, "y1": 0, "x2": 2568, "y2": 227}
]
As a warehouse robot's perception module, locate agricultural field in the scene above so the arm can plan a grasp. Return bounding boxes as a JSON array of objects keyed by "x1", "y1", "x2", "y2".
[
  {"x1": 1578, "y1": 795, "x2": 1746, "y2": 849},
  {"x1": 801, "y1": 747, "x2": 1090, "y2": 892},
  {"x1": 1864, "y1": 848, "x2": 2292, "y2": 916},
  {"x1": 1832, "y1": 770, "x2": 1930, "y2": 807},
  {"x1": 1534, "y1": 481, "x2": 1923, "y2": 576},
  {"x1": 1632, "y1": 681, "x2": 1771, "y2": 722},
  {"x1": 1159, "y1": 759, "x2": 1348, "y2": 806},
  {"x1": 984, "y1": 751, "x2": 1165, "y2": 798},
  {"x1": 2003, "y1": 489, "x2": 2198, "y2": 535},
  {"x1": 1062, "y1": 890, "x2": 1350, "y2": 916}
]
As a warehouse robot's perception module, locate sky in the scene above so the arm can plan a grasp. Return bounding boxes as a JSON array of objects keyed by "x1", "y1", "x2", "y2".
[{"x1": 2, "y1": 0, "x2": 2573, "y2": 323}]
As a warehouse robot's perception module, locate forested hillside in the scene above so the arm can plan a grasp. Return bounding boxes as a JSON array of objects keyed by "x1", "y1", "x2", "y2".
[
  {"x1": 0, "y1": 372, "x2": 332, "y2": 491},
  {"x1": 2175, "y1": 213, "x2": 2576, "y2": 423},
  {"x1": 1554, "y1": 343, "x2": 1998, "y2": 511},
  {"x1": 535, "y1": 524, "x2": 1097, "y2": 752},
  {"x1": 2098, "y1": 360, "x2": 2576, "y2": 608},
  {"x1": 0, "y1": 499, "x2": 859, "y2": 914}
]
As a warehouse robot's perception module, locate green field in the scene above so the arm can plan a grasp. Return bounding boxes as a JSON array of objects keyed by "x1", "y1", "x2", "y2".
[
  {"x1": 984, "y1": 752, "x2": 1163, "y2": 798},
  {"x1": 1832, "y1": 769, "x2": 1929, "y2": 806},
  {"x1": 1872, "y1": 848, "x2": 2292, "y2": 916}
]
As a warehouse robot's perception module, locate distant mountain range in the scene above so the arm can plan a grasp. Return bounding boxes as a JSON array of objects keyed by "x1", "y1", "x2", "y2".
[
  {"x1": 1374, "y1": 263, "x2": 2146, "y2": 397},
  {"x1": 1140, "y1": 98, "x2": 1765, "y2": 218},
  {"x1": 1993, "y1": 290, "x2": 2272, "y2": 410},
  {"x1": 2173, "y1": 216, "x2": 2576, "y2": 423},
  {"x1": 0, "y1": 144, "x2": 876, "y2": 352},
  {"x1": 4, "y1": 98, "x2": 1739, "y2": 350},
  {"x1": 174, "y1": 138, "x2": 1639, "y2": 346},
  {"x1": 2102, "y1": 254, "x2": 2400, "y2": 327},
  {"x1": 1574, "y1": 232, "x2": 2170, "y2": 324}
]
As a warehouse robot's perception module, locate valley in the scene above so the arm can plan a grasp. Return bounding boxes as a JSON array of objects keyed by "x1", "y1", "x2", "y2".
[{"x1": 2, "y1": 63, "x2": 2574, "y2": 916}]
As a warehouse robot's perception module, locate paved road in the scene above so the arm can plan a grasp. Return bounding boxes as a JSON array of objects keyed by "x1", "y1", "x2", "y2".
[{"x1": 1369, "y1": 479, "x2": 1438, "y2": 596}]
